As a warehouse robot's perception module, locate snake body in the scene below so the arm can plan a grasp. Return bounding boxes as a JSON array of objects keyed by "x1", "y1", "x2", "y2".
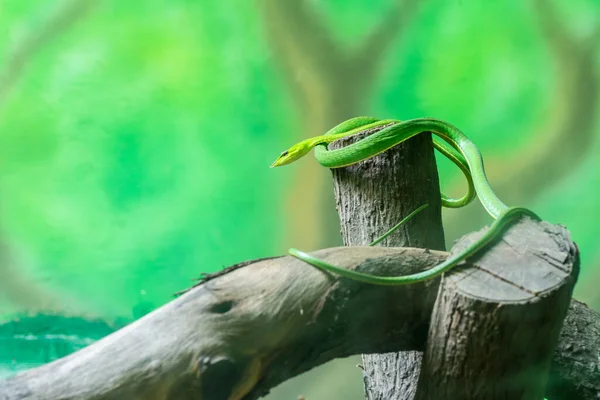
[
  {"x1": 273, "y1": 117, "x2": 475, "y2": 209},
  {"x1": 271, "y1": 117, "x2": 540, "y2": 286}
]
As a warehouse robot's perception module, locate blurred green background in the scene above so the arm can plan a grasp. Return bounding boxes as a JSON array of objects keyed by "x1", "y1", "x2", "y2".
[{"x1": 0, "y1": 0, "x2": 598, "y2": 398}]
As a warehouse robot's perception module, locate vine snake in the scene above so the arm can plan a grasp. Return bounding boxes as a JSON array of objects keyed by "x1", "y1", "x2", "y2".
[
  {"x1": 272, "y1": 116, "x2": 476, "y2": 209},
  {"x1": 271, "y1": 117, "x2": 541, "y2": 286}
]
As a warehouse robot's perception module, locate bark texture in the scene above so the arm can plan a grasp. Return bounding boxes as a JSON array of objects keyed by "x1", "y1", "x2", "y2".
[
  {"x1": 329, "y1": 127, "x2": 444, "y2": 400},
  {"x1": 417, "y1": 219, "x2": 579, "y2": 399},
  {"x1": 548, "y1": 299, "x2": 600, "y2": 399},
  {"x1": 0, "y1": 247, "x2": 446, "y2": 400},
  {"x1": 0, "y1": 246, "x2": 594, "y2": 400}
]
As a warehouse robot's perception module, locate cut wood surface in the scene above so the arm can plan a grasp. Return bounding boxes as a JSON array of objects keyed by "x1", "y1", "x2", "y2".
[{"x1": 417, "y1": 219, "x2": 579, "y2": 399}]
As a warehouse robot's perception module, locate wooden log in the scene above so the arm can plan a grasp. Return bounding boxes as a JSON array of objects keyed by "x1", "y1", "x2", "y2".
[
  {"x1": 329, "y1": 125, "x2": 445, "y2": 400},
  {"x1": 0, "y1": 245, "x2": 595, "y2": 400},
  {"x1": 0, "y1": 248, "x2": 445, "y2": 400},
  {"x1": 417, "y1": 219, "x2": 579, "y2": 399}
]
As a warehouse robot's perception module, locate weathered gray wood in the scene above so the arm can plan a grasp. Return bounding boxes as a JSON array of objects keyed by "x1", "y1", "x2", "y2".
[
  {"x1": 0, "y1": 247, "x2": 596, "y2": 400},
  {"x1": 549, "y1": 298, "x2": 600, "y2": 398},
  {"x1": 329, "y1": 126, "x2": 445, "y2": 400},
  {"x1": 0, "y1": 247, "x2": 445, "y2": 400},
  {"x1": 416, "y1": 219, "x2": 579, "y2": 399},
  {"x1": 330, "y1": 126, "x2": 445, "y2": 249}
]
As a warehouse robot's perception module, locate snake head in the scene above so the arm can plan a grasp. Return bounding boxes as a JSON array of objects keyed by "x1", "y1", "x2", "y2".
[{"x1": 270, "y1": 140, "x2": 313, "y2": 167}]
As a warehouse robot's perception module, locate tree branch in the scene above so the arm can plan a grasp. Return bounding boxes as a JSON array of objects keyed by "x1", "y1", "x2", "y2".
[
  {"x1": 0, "y1": 247, "x2": 446, "y2": 400},
  {"x1": 445, "y1": 0, "x2": 599, "y2": 241},
  {"x1": 0, "y1": 224, "x2": 595, "y2": 399},
  {"x1": 0, "y1": 0, "x2": 99, "y2": 108},
  {"x1": 0, "y1": 0, "x2": 100, "y2": 312},
  {"x1": 256, "y1": 0, "x2": 342, "y2": 114},
  {"x1": 348, "y1": 0, "x2": 421, "y2": 91},
  {"x1": 487, "y1": 0, "x2": 600, "y2": 196}
]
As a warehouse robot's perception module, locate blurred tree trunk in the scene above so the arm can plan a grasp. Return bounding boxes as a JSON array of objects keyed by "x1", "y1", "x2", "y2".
[
  {"x1": 0, "y1": 0, "x2": 100, "y2": 311},
  {"x1": 258, "y1": 0, "x2": 421, "y2": 250},
  {"x1": 444, "y1": 0, "x2": 599, "y2": 240}
]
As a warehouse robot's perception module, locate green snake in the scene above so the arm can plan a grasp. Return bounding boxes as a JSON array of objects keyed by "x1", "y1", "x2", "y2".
[
  {"x1": 272, "y1": 117, "x2": 476, "y2": 209},
  {"x1": 271, "y1": 117, "x2": 541, "y2": 286}
]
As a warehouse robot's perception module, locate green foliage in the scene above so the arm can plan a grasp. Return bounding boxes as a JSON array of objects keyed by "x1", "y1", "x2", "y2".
[
  {"x1": 0, "y1": 0, "x2": 295, "y2": 316},
  {"x1": 0, "y1": 1, "x2": 598, "y2": 397}
]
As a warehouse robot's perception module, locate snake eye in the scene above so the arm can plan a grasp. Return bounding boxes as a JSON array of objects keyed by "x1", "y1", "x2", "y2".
[{"x1": 281, "y1": 150, "x2": 289, "y2": 157}]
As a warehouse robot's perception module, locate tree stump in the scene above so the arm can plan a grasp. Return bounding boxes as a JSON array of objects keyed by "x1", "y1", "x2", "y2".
[
  {"x1": 329, "y1": 125, "x2": 444, "y2": 399},
  {"x1": 328, "y1": 124, "x2": 579, "y2": 399},
  {"x1": 416, "y1": 219, "x2": 579, "y2": 399}
]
